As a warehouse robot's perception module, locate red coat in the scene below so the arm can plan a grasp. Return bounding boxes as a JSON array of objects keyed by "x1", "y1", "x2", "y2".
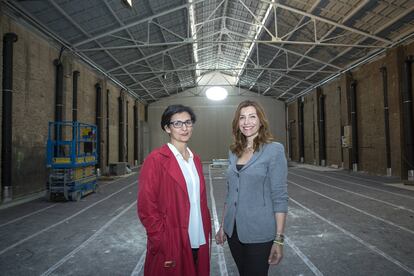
[{"x1": 137, "y1": 144, "x2": 211, "y2": 276}]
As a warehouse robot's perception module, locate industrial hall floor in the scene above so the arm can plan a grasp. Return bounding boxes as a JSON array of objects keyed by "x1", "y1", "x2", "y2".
[{"x1": 0, "y1": 164, "x2": 413, "y2": 276}]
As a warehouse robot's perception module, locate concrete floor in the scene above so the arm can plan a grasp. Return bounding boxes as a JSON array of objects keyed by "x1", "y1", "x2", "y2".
[{"x1": 0, "y1": 164, "x2": 413, "y2": 275}]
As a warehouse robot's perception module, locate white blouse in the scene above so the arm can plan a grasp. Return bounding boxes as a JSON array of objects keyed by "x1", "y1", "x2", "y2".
[{"x1": 167, "y1": 143, "x2": 206, "y2": 248}]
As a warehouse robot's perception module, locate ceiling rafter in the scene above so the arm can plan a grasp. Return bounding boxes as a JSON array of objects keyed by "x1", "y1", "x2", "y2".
[
  {"x1": 111, "y1": 65, "x2": 335, "y2": 76},
  {"x1": 233, "y1": 0, "x2": 275, "y2": 85},
  {"x1": 188, "y1": 0, "x2": 200, "y2": 78},
  {"x1": 47, "y1": 0, "x2": 156, "y2": 100},
  {"x1": 73, "y1": 0, "x2": 210, "y2": 47},
  {"x1": 5, "y1": 0, "x2": 414, "y2": 103},
  {"x1": 277, "y1": 0, "x2": 387, "y2": 99},
  {"x1": 215, "y1": 0, "x2": 229, "y2": 71},
  {"x1": 102, "y1": 0, "x2": 170, "y2": 97},
  {"x1": 76, "y1": 37, "x2": 385, "y2": 52},
  {"x1": 146, "y1": 3, "x2": 187, "y2": 92},
  {"x1": 271, "y1": 0, "x2": 375, "y2": 97},
  {"x1": 285, "y1": 4, "x2": 414, "y2": 102},
  {"x1": 130, "y1": 63, "x2": 199, "y2": 88},
  {"x1": 249, "y1": 0, "x2": 322, "y2": 90},
  {"x1": 268, "y1": 1, "x2": 393, "y2": 44},
  {"x1": 107, "y1": 43, "x2": 185, "y2": 73},
  {"x1": 194, "y1": 0, "x2": 226, "y2": 34}
]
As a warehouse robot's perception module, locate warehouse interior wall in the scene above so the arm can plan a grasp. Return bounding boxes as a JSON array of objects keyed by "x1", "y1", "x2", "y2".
[
  {"x1": 287, "y1": 41, "x2": 414, "y2": 179},
  {"x1": 0, "y1": 13, "x2": 145, "y2": 200},
  {"x1": 147, "y1": 83, "x2": 287, "y2": 162},
  {"x1": 1, "y1": 8, "x2": 414, "y2": 201}
]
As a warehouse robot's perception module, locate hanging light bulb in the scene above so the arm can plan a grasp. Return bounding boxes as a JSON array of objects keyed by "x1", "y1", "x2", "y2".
[{"x1": 122, "y1": 0, "x2": 133, "y2": 7}]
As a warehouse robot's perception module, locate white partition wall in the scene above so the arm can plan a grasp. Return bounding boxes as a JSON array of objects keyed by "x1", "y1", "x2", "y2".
[{"x1": 147, "y1": 86, "x2": 286, "y2": 161}]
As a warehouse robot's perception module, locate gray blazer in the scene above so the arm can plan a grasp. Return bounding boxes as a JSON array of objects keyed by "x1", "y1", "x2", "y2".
[{"x1": 223, "y1": 142, "x2": 288, "y2": 243}]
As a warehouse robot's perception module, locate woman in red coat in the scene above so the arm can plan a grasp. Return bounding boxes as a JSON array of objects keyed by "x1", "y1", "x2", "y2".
[{"x1": 138, "y1": 104, "x2": 211, "y2": 276}]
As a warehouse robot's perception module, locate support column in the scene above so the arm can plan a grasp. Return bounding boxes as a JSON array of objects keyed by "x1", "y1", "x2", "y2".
[
  {"x1": 380, "y1": 67, "x2": 392, "y2": 176},
  {"x1": 318, "y1": 89, "x2": 326, "y2": 166},
  {"x1": 72, "y1": 71, "x2": 79, "y2": 121},
  {"x1": 350, "y1": 80, "x2": 359, "y2": 172},
  {"x1": 133, "y1": 101, "x2": 138, "y2": 166},
  {"x1": 118, "y1": 92, "x2": 125, "y2": 162},
  {"x1": 298, "y1": 98, "x2": 305, "y2": 163},
  {"x1": 402, "y1": 57, "x2": 414, "y2": 181},
  {"x1": 1, "y1": 33, "x2": 18, "y2": 202},
  {"x1": 106, "y1": 89, "x2": 110, "y2": 167},
  {"x1": 95, "y1": 83, "x2": 103, "y2": 171}
]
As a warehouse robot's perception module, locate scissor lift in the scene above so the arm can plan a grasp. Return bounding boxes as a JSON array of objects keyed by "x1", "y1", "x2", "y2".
[{"x1": 46, "y1": 121, "x2": 98, "y2": 201}]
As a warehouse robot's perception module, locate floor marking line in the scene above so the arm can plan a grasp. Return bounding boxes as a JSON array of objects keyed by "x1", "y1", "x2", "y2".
[
  {"x1": 289, "y1": 180, "x2": 414, "y2": 235},
  {"x1": 290, "y1": 198, "x2": 414, "y2": 275},
  {"x1": 329, "y1": 170, "x2": 393, "y2": 185},
  {"x1": 288, "y1": 180, "x2": 414, "y2": 234},
  {"x1": 208, "y1": 165, "x2": 228, "y2": 276},
  {"x1": 0, "y1": 181, "x2": 137, "y2": 256},
  {"x1": 297, "y1": 169, "x2": 414, "y2": 200},
  {"x1": 289, "y1": 172, "x2": 414, "y2": 213},
  {"x1": 130, "y1": 249, "x2": 146, "y2": 276},
  {"x1": 41, "y1": 201, "x2": 137, "y2": 276},
  {"x1": 285, "y1": 236, "x2": 323, "y2": 276},
  {"x1": 0, "y1": 204, "x2": 57, "y2": 228}
]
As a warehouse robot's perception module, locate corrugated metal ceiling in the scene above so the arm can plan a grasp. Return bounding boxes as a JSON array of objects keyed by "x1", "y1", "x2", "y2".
[{"x1": 4, "y1": 0, "x2": 414, "y2": 103}]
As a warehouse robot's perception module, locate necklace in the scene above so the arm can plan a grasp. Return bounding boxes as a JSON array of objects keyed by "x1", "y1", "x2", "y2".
[{"x1": 245, "y1": 145, "x2": 254, "y2": 152}]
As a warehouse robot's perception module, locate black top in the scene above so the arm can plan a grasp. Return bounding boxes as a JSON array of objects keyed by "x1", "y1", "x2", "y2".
[{"x1": 236, "y1": 164, "x2": 244, "y2": 171}]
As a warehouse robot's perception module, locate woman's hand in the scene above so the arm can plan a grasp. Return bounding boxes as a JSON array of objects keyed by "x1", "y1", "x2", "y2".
[
  {"x1": 215, "y1": 226, "x2": 227, "y2": 245},
  {"x1": 268, "y1": 243, "x2": 283, "y2": 265}
]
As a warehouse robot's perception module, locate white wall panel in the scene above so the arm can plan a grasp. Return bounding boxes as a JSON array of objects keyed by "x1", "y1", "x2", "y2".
[{"x1": 148, "y1": 87, "x2": 286, "y2": 161}]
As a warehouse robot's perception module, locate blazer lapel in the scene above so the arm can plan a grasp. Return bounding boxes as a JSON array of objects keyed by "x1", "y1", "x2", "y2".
[
  {"x1": 236, "y1": 144, "x2": 267, "y2": 171},
  {"x1": 159, "y1": 144, "x2": 188, "y2": 194},
  {"x1": 229, "y1": 152, "x2": 238, "y2": 173}
]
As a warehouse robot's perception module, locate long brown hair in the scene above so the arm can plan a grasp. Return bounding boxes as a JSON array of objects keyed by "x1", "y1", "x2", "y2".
[{"x1": 230, "y1": 100, "x2": 274, "y2": 157}]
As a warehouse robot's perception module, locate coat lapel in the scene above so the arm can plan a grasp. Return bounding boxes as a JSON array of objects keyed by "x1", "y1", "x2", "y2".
[
  {"x1": 159, "y1": 144, "x2": 188, "y2": 194},
  {"x1": 193, "y1": 155, "x2": 205, "y2": 195}
]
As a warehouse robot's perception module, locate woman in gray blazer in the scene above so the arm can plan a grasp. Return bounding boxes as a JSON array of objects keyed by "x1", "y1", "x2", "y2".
[{"x1": 215, "y1": 100, "x2": 288, "y2": 276}]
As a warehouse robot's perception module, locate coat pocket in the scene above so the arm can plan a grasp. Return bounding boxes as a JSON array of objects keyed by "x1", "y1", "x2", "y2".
[{"x1": 160, "y1": 227, "x2": 181, "y2": 272}]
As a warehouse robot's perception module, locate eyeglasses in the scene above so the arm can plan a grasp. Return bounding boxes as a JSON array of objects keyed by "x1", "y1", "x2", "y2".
[{"x1": 169, "y1": 120, "x2": 193, "y2": 128}]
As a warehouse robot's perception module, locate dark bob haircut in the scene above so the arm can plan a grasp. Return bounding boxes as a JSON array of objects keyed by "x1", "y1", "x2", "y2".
[{"x1": 160, "y1": 104, "x2": 197, "y2": 131}]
